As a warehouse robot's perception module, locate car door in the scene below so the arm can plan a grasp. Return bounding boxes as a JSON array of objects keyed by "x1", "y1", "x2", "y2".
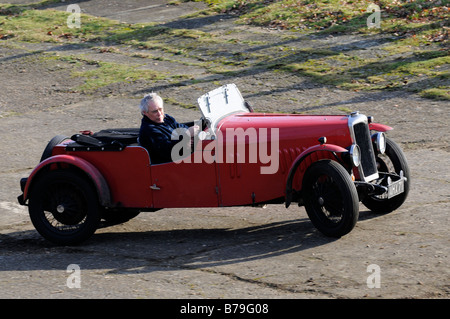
[
  {"x1": 215, "y1": 134, "x2": 284, "y2": 207},
  {"x1": 149, "y1": 139, "x2": 219, "y2": 208}
]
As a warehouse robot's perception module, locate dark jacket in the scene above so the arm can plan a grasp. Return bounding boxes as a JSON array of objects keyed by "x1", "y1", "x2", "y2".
[{"x1": 139, "y1": 114, "x2": 188, "y2": 164}]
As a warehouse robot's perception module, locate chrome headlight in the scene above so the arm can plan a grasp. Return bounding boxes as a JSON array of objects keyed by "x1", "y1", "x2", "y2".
[
  {"x1": 372, "y1": 132, "x2": 386, "y2": 154},
  {"x1": 349, "y1": 144, "x2": 361, "y2": 167}
]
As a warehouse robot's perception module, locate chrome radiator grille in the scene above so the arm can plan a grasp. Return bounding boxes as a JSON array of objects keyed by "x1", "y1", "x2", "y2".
[{"x1": 349, "y1": 114, "x2": 379, "y2": 182}]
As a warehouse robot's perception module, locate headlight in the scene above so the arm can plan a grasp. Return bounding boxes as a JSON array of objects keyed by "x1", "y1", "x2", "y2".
[
  {"x1": 349, "y1": 144, "x2": 361, "y2": 167},
  {"x1": 372, "y1": 132, "x2": 386, "y2": 154}
]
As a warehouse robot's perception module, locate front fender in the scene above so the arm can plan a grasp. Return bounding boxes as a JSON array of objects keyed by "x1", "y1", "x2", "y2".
[
  {"x1": 369, "y1": 122, "x2": 393, "y2": 132},
  {"x1": 285, "y1": 144, "x2": 348, "y2": 208},
  {"x1": 23, "y1": 155, "x2": 111, "y2": 207}
]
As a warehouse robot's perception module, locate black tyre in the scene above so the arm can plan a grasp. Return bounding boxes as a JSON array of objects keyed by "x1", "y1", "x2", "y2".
[
  {"x1": 40, "y1": 135, "x2": 70, "y2": 162},
  {"x1": 28, "y1": 170, "x2": 100, "y2": 245},
  {"x1": 362, "y1": 138, "x2": 410, "y2": 213},
  {"x1": 303, "y1": 160, "x2": 359, "y2": 237}
]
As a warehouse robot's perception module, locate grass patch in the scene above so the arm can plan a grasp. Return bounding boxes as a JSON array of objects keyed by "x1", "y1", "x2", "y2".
[
  {"x1": 72, "y1": 59, "x2": 165, "y2": 92},
  {"x1": 0, "y1": 1, "x2": 448, "y2": 99},
  {"x1": 203, "y1": 0, "x2": 449, "y2": 33},
  {"x1": 0, "y1": 6, "x2": 120, "y2": 42},
  {"x1": 164, "y1": 97, "x2": 197, "y2": 109},
  {"x1": 201, "y1": 0, "x2": 449, "y2": 99},
  {"x1": 43, "y1": 54, "x2": 165, "y2": 92},
  {"x1": 291, "y1": 52, "x2": 450, "y2": 98},
  {"x1": 419, "y1": 87, "x2": 449, "y2": 100}
]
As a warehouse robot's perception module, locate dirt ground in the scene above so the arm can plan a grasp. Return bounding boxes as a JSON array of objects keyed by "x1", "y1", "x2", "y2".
[{"x1": 0, "y1": 0, "x2": 448, "y2": 300}]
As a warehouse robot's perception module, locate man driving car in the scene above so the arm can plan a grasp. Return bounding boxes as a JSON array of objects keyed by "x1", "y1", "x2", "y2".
[{"x1": 139, "y1": 93, "x2": 199, "y2": 164}]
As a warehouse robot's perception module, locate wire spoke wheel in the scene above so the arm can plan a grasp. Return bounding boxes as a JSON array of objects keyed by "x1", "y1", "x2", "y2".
[
  {"x1": 29, "y1": 170, "x2": 100, "y2": 245},
  {"x1": 303, "y1": 160, "x2": 359, "y2": 237},
  {"x1": 311, "y1": 174, "x2": 345, "y2": 223},
  {"x1": 42, "y1": 183, "x2": 88, "y2": 231},
  {"x1": 362, "y1": 138, "x2": 410, "y2": 213}
]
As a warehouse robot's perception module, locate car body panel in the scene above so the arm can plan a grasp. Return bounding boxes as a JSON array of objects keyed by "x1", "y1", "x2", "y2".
[
  {"x1": 369, "y1": 122, "x2": 393, "y2": 132},
  {"x1": 284, "y1": 143, "x2": 349, "y2": 208},
  {"x1": 150, "y1": 155, "x2": 219, "y2": 208},
  {"x1": 53, "y1": 146, "x2": 152, "y2": 208},
  {"x1": 23, "y1": 154, "x2": 111, "y2": 206},
  {"x1": 216, "y1": 113, "x2": 351, "y2": 205}
]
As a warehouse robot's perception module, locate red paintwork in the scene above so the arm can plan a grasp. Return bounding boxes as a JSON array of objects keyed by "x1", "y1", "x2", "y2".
[
  {"x1": 215, "y1": 113, "x2": 350, "y2": 206},
  {"x1": 283, "y1": 143, "x2": 349, "y2": 208},
  {"x1": 23, "y1": 154, "x2": 111, "y2": 206},
  {"x1": 24, "y1": 113, "x2": 361, "y2": 209},
  {"x1": 369, "y1": 122, "x2": 392, "y2": 132},
  {"x1": 55, "y1": 146, "x2": 152, "y2": 208}
]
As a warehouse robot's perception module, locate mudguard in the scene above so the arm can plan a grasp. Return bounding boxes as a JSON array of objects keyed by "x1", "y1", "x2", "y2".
[
  {"x1": 22, "y1": 155, "x2": 111, "y2": 207},
  {"x1": 285, "y1": 143, "x2": 348, "y2": 208},
  {"x1": 369, "y1": 122, "x2": 393, "y2": 132}
]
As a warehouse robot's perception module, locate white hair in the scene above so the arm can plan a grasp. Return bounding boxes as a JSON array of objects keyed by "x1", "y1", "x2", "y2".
[{"x1": 139, "y1": 93, "x2": 163, "y2": 114}]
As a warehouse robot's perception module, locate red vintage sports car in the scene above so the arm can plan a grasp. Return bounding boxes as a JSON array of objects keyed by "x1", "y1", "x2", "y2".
[{"x1": 18, "y1": 84, "x2": 409, "y2": 245}]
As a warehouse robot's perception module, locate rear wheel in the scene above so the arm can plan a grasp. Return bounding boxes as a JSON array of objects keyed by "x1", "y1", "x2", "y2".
[
  {"x1": 40, "y1": 135, "x2": 70, "y2": 162},
  {"x1": 303, "y1": 160, "x2": 359, "y2": 237},
  {"x1": 28, "y1": 170, "x2": 100, "y2": 245}
]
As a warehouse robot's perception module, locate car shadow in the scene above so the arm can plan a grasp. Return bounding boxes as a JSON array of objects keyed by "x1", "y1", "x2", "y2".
[
  {"x1": 0, "y1": 217, "x2": 337, "y2": 273},
  {"x1": 0, "y1": 209, "x2": 385, "y2": 273},
  {"x1": 358, "y1": 209, "x2": 387, "y2": 222},
  {"x1": 94, "y1": 218, "x2": 334, "y2": 270}
]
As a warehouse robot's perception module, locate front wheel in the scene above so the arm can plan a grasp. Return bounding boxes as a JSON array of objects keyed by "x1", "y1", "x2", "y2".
[
  {"x1": 302, "y1": 160, "x2": 359, "y2": 237},
  {"x1": 362, "y1": 137, "x2": 410, "y2": 213},
  {"x1": 28, "y1": 170, "x2": 100, "y2": 245}
]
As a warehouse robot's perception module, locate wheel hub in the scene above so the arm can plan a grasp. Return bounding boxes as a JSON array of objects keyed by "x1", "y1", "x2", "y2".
[
  {"x1": 56, "y1": 205, "x2": 65, "y2": 213},
  {"x1": 318, "y1": 197, "x2": 325, "y2": 206}
]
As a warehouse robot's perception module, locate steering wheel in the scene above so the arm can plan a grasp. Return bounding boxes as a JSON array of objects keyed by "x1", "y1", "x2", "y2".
[{"x1": 200, "y1": 117, "x2": 210, "y2": 131}]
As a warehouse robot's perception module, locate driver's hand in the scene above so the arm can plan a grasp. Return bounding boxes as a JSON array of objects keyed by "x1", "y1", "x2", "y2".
[{"x1": 188, "y1": 125, "x2": 200, "y2": 138}]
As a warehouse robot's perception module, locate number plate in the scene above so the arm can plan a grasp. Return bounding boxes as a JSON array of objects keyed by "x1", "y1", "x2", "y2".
[{"x1": 387, "y1": 178, "x2": 404, "y2": 198}]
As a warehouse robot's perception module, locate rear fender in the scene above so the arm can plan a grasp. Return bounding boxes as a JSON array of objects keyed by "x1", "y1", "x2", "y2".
[
  {"x1": 23, "y1": 155, "x2": 111, "y2": 207},
  {"x1": 285, "y1": 144, "x2": 348, "y2": 208}
]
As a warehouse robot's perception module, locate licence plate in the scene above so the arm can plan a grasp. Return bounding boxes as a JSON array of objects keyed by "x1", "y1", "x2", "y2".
[{"x1": 387, "y1": 178, "x2": 404, "y2": 198}]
